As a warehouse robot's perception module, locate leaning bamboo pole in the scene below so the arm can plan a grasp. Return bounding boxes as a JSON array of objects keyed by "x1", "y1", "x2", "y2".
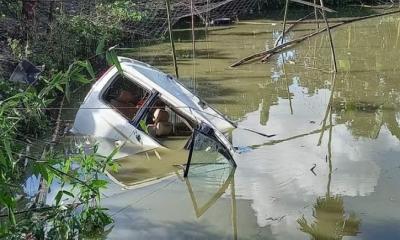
[
  {"x1": 319, "y1": 0, "x2": 337, "y2": 72},
  {"x1": 165, "y1": 0, "x2": 179, "y2": 78},
  {"x1": 230, "y1": 9, "x2": 400, "y2": 68}
]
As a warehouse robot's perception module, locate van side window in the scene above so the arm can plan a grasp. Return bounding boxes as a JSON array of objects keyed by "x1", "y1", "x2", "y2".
[{"x1": 103, "y1": 75, "x2": 149, "y2": 120}]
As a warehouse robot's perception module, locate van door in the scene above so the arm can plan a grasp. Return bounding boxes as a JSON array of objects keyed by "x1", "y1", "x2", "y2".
[{"x1": 184, "y1": 123, "x2": 236, "y2": 177}]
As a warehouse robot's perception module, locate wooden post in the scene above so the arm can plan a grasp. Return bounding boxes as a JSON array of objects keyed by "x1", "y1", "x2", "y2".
[
  {"x1": 205, "y1": 0, "x2": 210, "y2": 32},
  {"x1": 282, "y1": 62, "x2": 293, "y2": 115},
  {"x1": 190, "y1": 0, "x2": 196, "y2": 92},
  {"x1": 319, "y1": 0, "x2": 337, "y2": 72},
  {"x1": 313, "y1": 0, "x2": 319, "y2": 29},
  {"x1": 281, "y1": 0, "x2": 289, "y2": 44},
  {"x1": 165, "y1": 0, "x2": 179, "y2": 78},
  {"x1": 191, "y1": 0, "x2": 196, "y2": 56}
]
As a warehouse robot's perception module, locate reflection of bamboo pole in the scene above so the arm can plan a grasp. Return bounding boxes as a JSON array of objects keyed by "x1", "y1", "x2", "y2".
[
  {"x1": 249, "y1": 125, "x2": 333, "y2": 149},
  {"x1": 165, "y1": 0, "x2": 179, "y2": 78},
  {"x1": 281, "y1": 0, "x2": 289, "y2": 44},
  {"x1": 326, "y1": 105, "x2": 333, "y2": 196},
  {"x1": 396, "y1": 19, "x2": 400, "y2": 48},
  {"x1": 347, "y1": 26, "x2": 351, "y2": 49},
  {"x1": 313, "y1": 30, "x2": 318, "y2": 68},
  {"x1": 282, "y1": 59, "x2": 294, "y2": 114},
  {"x1": 231, "y1": 176, "x2": 238, "y2": 240},
  {"x1": 319, "y1": 0, "x2": 337, "y2": 72},
  {"x1": 318, "y1": 72, "x2": 336, "y2": 146}
]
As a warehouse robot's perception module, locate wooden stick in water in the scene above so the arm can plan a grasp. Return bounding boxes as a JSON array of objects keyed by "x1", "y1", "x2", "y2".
[
  {"x1": 319, "y1": 0, "x2": 337, "y2": 72},
  {"x1": 281, "y1": 0, "x2": 289, "y2": 44},
  {"x1": 165, "y1": 0, "x2": 179, "y2": 78}
]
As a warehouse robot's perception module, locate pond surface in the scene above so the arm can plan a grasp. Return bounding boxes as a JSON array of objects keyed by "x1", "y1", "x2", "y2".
[{"x1": 101, "y1": 14, "x2": 400, "y2": 239}]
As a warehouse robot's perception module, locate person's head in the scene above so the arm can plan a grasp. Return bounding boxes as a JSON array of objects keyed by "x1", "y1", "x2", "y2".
[
  {"x1": 154, "y1": 100, "x2": 166, "y2": 108},
  {"x1": 117, "y1": 90, "x2": 139, "y2": 103}
]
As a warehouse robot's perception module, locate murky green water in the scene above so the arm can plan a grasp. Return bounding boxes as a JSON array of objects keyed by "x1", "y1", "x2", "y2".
[{"x1": 100, "y1": 15, "x2": 400, "y2": 239}]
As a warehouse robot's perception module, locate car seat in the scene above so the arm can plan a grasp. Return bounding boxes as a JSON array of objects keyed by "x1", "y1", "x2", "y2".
[{"x1": 148, "y1": 109, "x2": 173, "y2": 137}]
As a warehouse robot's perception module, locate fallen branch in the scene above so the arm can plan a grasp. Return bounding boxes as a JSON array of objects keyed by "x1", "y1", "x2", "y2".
[
  {"x1": 231, "y1": 9, "x2": 400, "y2": 67},
  {"x1": 275, "y1": 12, "x2": 314, "y2": 46},
  {"x1": 261, "y1": 21, "x2": 343, "y2": 63},
  {"x1": 261, "y1": 12, "x2": 314, "y2": 62},
  {"x1": 230, "y1": 13, "x2": 314, "y2": 67},
  {"x1": 231, "y1": 25, "x2": 332, "y2": 67}
]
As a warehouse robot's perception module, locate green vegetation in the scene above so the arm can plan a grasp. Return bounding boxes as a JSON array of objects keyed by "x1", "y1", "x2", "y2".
[
  {"x1": 0, "y1": 0, "x2": 141, "y2": 238},
  {"x1": 0, "y1": 50, "x2": 121, "y2": 238}
]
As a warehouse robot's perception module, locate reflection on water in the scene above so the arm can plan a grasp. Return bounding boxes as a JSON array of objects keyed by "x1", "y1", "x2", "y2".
[
  {"x1": 297, "y1": 195, "x2": 361, "y2": 240},
  {"x1": 100, "y1": 13, "x2": 400, "y2": 239}
]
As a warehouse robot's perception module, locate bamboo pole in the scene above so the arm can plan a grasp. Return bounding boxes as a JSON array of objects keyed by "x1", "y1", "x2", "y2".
[
  {"x1": 205, "y1": 0, "x2": 210, "y2": 31},
  {"x1": 281, "y1": 59, "x2": 294, "y2": 114},
  {"x1": 190, "y1": 0, "x2": 196, "y2": 92},
  {"x1": 165, "y1": 0, "x2": 179, "y2": 78},
  {"x1": 205, "y1": 0, "x2": 211, "y2": 73},
  {"x1": 314, "y1": 0, "x2": 320, "y2": 29},
  {"x1": 319, "y1": 0, "x2": 337, "y2": 72},
  {"x1": 281, "y1": 0, "x2": 289, "y2": 44}
]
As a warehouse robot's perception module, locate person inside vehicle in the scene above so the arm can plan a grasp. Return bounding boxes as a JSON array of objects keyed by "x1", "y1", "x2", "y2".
[
  {"x1": 146, "y1": 100, "x2": 172, "y2": 137},
  {"x1": 110, "y1": 89, "x2": 140, "y2": 119}
]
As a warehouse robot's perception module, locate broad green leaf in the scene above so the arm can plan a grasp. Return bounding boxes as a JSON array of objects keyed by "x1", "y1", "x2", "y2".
[
  {"x1": 73, "y1": 73, "x2": 91, "y2": 84},
  {"x1": 55, "y1": 190, "x2": 63, "y2": 206},
  {"x1": 102, "y1": 146, "x2": 120, "y2": 172},
  {"x1": 110, "y1": 50, "x2": 122, "y2": 73},
  {"x1": 40, "y1": 164, "x2": 49, "y2": 183},
  {"x1": 96, "y1": 37, "x2": 106, "y2": 55},
  {"x1": 62, "y1": 190, "x2": 74, "y2": 199},
  {"x1": 139, "y1": 119, "x2": 148, "y2": 134},
  {"x1": 105, "y1": 51, "x2": 112, "y2": 66},
  {"x1": 2, "y1": 140, "x2": 13, "y2": 168},
  {"x1": 55, "y1": 84, "x2": 64, "y2": 92},
  {"x1": 91, "y1": 179, "x2": 108, "y2": 189},
  {"x1": 63, "y1": 158, "x2": 71, "y2": 173},
  {"x1": 85, "y1": 60, "x2": 95, "y2": 79}
]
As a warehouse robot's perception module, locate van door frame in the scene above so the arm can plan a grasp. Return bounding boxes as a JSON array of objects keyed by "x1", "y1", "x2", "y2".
[{"x1": 184, "y1": 123, "x2": 236, "y2": 177}]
